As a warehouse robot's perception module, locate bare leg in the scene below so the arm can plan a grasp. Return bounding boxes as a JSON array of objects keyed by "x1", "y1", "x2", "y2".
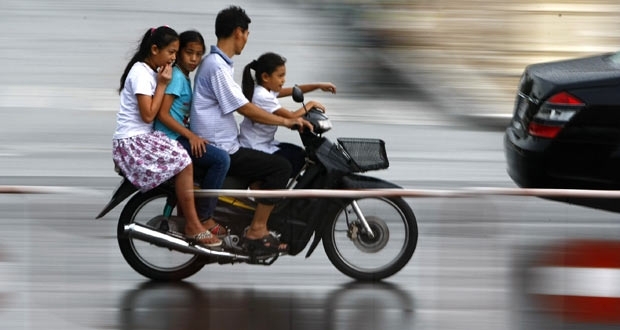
[
  {"x1": 176, "y1": 165, "x2": 220, "y2": 245},
  {"x1": 244, "y1": 203, "x2": 274, "y2": 239},
  {"x1": 245, "y1": 203, "x2": 287, "y2": 250}
]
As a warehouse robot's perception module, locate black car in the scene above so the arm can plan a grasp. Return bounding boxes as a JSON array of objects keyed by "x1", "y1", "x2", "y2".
[{"x1": 504, "y1": 52, "x2": 620, "y2": 212}]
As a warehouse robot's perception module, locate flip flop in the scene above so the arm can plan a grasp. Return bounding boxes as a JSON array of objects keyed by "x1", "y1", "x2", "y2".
[
  {"x1": 200, "y1": 219, "x2": 229, "y2": 238},
  {"x1": 207, "y1": 223, "x2": 228, "y2": 238},
  {"x1": 186, "y1": 230, "x2": 222, "y2": 247}
]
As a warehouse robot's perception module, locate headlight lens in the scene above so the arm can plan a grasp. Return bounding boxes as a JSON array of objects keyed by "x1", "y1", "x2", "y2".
[{"x1": 316, "y1": 119, "x2": 332, "y2": 132}]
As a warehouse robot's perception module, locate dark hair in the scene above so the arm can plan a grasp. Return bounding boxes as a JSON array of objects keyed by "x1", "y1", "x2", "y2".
[
  {"x1": 215, "y1": 6, "x2": 251, "y2": 39},
  {"x1": 179, "y1": 30, "x2": 205, "y2": 51},
  {"x1": 118, "y1": 26, "x2": 179, "y2": 93},
  {"x1": 242, "y1": 52, "x2": 287, "y2": 101}
]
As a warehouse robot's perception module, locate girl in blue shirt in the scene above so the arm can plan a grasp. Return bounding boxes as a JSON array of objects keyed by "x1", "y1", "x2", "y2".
[{"x1": 154, "y1": 30, "x2": 230, "y2": 237}]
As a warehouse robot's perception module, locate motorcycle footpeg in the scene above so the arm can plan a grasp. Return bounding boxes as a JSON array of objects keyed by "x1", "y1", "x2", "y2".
[{"x1": 219, "y1": 235, "x2": 244, "y2": 252}]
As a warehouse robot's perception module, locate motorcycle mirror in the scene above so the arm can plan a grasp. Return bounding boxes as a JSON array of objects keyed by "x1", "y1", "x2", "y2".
[{"x1": 292, "y1": 85, "x2": 304, "y2": 103}]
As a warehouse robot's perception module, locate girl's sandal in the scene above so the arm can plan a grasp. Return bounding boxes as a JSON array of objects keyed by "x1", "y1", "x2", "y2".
[
  {"x1": 200, "y1": 218, "x2": 228, "y2": 238},
  {"x1": 186, "y1": 230, "x2": 222, "y2": 247},
  {"x1": 208, "y1": 223, "x2": 228, "y2": 238}
]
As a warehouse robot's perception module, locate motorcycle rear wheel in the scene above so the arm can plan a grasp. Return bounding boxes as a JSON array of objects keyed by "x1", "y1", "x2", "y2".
[
  {"x1": 322, "y1": 197, "x2": 418, "y2": 281},
  {"x1": 117, "y1": 189, "x2": 205, "y2": 281}
]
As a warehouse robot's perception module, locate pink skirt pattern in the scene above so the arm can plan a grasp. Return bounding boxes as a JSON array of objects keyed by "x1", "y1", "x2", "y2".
[{"x1": 113, "y1": 131, "x2": 191, "y2": 192}]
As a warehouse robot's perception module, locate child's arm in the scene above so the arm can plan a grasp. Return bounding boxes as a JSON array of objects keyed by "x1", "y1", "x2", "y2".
[
  {"x1": 274, "y1": 82, "x2": 334, "y2": 118},
  {"x1": 274, "y1": 100, "x2": 325, "y2": 119},
  {"x1": 157, "y1": 94, "x2": 208, "y2": 157},
  {"x1": 238, "y1": 102, "x2": 313, "y2": 131},
  {"x1": 279, "y1": 82, "x2": 336, "y2": 98}
]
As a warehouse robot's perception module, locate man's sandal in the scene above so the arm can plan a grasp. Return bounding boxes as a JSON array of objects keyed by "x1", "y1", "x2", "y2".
[
  {"x1": 186, "y1": 230, "x2": 222, "y2": 247},
  {"x1": 242, "y1": 233, "x2": 288, "y2": 254}
]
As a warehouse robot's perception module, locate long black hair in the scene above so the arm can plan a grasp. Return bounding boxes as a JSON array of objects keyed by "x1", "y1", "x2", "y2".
[
  {"x1": 179, "y1": 30, "x2": 205, "y2": 51},
  {"x1": 118, "y1": 26, "x2": 179, "y2": 93},
  {"x1": 242, "y1": 52, "x2": 287, "y2": 101}
]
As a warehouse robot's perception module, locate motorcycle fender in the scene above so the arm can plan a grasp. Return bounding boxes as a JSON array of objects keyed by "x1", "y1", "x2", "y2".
[
  {"x1": 340, "y1": 174, "x2": 403, "y2": 190},
  {"x1": 95, "y1": 178, "x2": 138, "y2": 219},
  {"x1": 305, "y1": 233, "x2": 323, "y2": 258},
  {"x1": 303, "y1": 174, "x2": 402, "y2": 258}
]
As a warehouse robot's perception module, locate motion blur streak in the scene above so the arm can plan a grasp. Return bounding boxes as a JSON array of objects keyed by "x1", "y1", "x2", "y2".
[{"x1": 347, "y1": 0, "x2": 620, "y2": 119}]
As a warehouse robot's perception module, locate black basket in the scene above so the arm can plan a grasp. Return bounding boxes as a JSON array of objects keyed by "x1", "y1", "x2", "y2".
[{"x1": 337, "y1": 138, "x2": 389, "y2": 172}]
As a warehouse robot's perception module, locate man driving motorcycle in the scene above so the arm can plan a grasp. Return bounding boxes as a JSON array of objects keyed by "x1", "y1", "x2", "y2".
[{"x1": 190, "y1": 6, "x2": 312, "y2": 253}]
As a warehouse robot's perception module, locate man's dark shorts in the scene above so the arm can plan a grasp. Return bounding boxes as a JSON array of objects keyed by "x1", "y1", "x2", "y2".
[{"x1": 228, "y1": 147, "x2": 292, "y2": 205}]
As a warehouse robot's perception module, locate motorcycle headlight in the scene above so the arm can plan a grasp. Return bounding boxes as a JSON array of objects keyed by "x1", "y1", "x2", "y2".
[
  {"x1": 305, "y1": 108, "x2": 332, "y2": 133},
  {"x1": 315, "y1": 119, "x2": 332, "y2": 132}
]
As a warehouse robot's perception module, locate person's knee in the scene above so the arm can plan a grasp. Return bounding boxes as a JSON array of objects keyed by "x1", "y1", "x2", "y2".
[
  {"x1": 179, "y1": 162, "x2": 193, "y2": 176},
  {"x1": 220, "y1": 153, "x2": 231, "y2": 172},
  {"x1": 211, "y1": 146, "x2": 231, "y2": 171},
  {"x1": 274, "y1": 156, "x2": 292, "y2": 179}
]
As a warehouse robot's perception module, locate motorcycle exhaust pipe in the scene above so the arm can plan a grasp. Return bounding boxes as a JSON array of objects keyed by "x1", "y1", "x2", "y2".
[{"x1": 123, "y1": 222, "x2": 250, "y2": 261}]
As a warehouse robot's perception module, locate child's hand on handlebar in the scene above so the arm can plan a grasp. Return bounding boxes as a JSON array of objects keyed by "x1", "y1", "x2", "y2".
[{"x1": 306, "y1": 101, "x2": 326, "y2": 113}]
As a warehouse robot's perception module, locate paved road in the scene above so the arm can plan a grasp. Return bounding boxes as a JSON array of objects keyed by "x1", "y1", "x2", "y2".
[{"x1": 4, "y1": 113, "x2": 620, "y2": 330}]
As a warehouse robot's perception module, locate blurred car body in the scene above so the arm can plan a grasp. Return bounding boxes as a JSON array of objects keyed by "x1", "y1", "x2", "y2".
[{"x1": 504, "y1": 52, "x2": 620, "y2": 212}]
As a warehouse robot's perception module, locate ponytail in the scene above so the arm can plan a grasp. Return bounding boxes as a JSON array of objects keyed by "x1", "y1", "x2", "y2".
[
  {"x1": 242, "y1": 53, "x2": 286, "y2": 101},
  {"x1": 242, "y1": 60, "x2": 256, "y2": 101}
]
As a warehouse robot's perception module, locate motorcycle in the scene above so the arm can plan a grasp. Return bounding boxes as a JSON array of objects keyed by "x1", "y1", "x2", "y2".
[{"x1": 96, "y1": 86, "x2": 418, "y2": 281}]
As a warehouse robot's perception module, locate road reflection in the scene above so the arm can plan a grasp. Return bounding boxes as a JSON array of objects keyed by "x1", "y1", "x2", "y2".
[{"x1": 119, "y1": 281, "x2": 415, "y2": 330}]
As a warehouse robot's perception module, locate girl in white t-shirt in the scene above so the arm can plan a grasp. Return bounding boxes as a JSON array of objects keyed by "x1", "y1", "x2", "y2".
[
  {"x1": 239, "y1": 52, "x2": 336, "y2": 176},
  {"x1": 113, "y1": 26, "x2": 221, "y2": 247}
]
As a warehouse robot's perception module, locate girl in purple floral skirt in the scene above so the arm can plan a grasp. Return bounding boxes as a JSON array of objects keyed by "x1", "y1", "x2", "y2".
[{"x1": 112, "y1": 26, "x2": 221, "y2": 247}]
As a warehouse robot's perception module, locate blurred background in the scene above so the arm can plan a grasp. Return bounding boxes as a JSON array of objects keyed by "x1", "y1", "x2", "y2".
[
  {"x1": 2, "y1": 1, "x2": 620, "y2": 329},
  {"x1": 4, "y1": 0, "x2": 620, "y2": 125},
  {"x1": 311, "y1": 0, "x2": 620, "y2": 121}
]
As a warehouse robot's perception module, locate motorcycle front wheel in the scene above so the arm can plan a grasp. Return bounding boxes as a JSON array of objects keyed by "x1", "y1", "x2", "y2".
[
  {"x1": 117, "y1": 189, "x2": 205, "y2": 281},
  {"x1": 322, "y1": 197, "x2": 418, "y2": 281}
]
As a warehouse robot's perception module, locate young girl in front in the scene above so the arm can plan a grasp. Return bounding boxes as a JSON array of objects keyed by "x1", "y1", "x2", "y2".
[
  {"x1": 113, "y1": 26, "x2": 221, "y2": 247},
  {"x1": 153, "y1": 30, "x2": 230, "y2": 237},
  {"x1": 239, "y1": 52, "x2": 336, "y2": 176}
]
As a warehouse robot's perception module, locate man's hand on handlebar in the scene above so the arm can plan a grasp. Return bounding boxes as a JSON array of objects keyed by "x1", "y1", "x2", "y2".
[{"x1": 284, "y1": 117, "x2": 313, "y2": 132}]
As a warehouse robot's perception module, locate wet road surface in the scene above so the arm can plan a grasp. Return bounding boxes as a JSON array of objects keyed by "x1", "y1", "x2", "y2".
[{"x1": 4, "y1": 114, "x2": 620, "y2": 330}]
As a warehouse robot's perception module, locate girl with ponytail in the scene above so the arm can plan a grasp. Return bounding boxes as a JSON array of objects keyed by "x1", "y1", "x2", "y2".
[{"x1": 239, "y1": 52, "x2": 336, "y2": 176}]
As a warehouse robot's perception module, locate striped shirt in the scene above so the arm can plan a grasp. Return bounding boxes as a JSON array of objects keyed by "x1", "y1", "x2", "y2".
[{"x1": 190, "y1": 45, "x2": 249, "y2": 154}]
